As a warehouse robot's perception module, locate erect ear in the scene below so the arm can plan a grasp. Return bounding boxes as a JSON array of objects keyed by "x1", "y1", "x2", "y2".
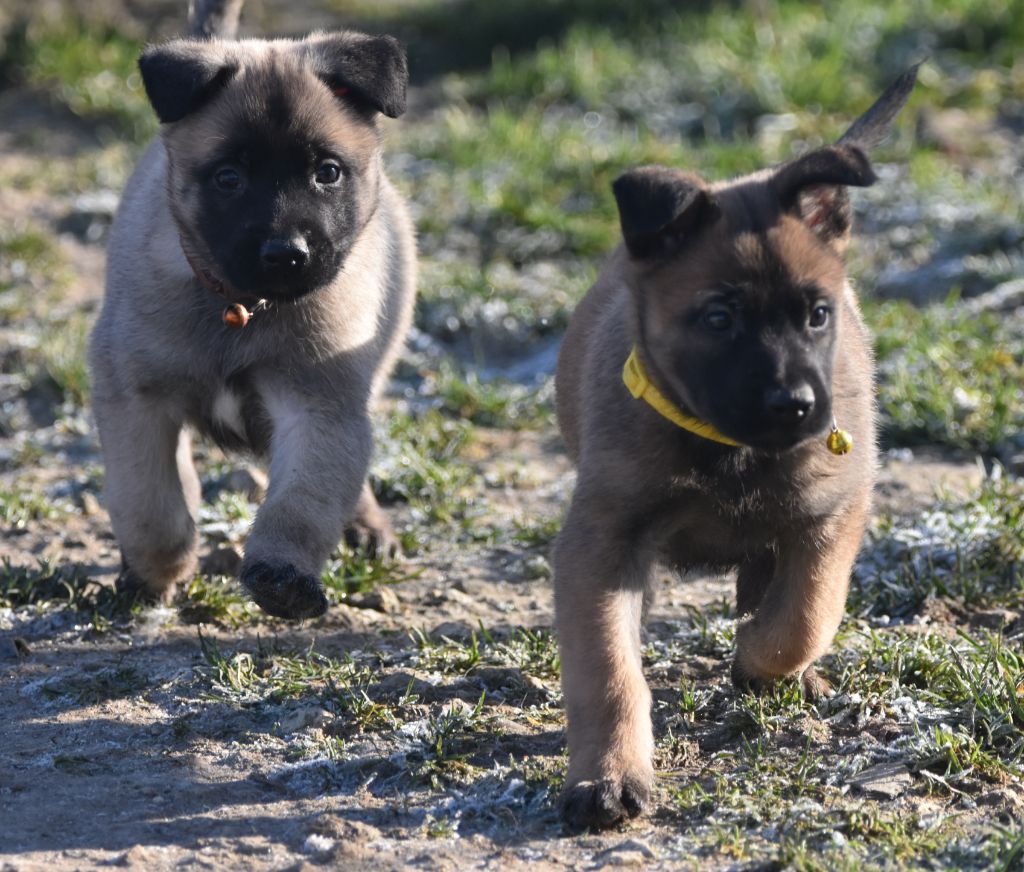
[
  {"x1": 300, "y1": 32, "x2": 408, "y2": 118},
  {"x1": 138, "y1": 40, "x2": 237, "y2": 124},
  {"x1": 771, "y1": 145, "x2": 876, "y2": 248},
  {"x1": 611, "y1": 166, "x2": 718, "y2": 259}
]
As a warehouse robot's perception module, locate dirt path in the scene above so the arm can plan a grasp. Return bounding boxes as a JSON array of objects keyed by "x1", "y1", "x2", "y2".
[{"x1": 1, "y1": 415, "x2": 991, "y2": 871}]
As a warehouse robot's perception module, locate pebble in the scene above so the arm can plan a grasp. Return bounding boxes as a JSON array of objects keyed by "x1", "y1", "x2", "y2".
[
  {"x1": 77, "y1": 491, "x2": 102, "y2": 517},
  {"x1": 346, "y1": 586, "x2": 400, "y2": 614},
  {"x1": 592, "y1": 839, "x2": 657, "y2": 868},
  {"x1": 278, "y1": 704, "x2": 328, "y2": 735},
  {"x1": 848, "y1": 761, "x2": 914, "y2": 799},
  {"x1": 302, "y1": 833, "x2": 336, "y2": 857}
]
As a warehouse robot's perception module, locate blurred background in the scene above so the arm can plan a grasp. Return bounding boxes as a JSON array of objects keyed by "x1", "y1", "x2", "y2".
[{"x1": 1, "y1": 0, "x2": 1022, "y2": 466}]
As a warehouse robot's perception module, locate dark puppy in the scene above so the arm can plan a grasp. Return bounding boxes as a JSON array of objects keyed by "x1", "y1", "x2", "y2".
[
  {"x1": 553, "y1": 68, "x2": 917, "y2": 829},
  {"x1": 89, "y1": 0, "x2": 415, "y2": 619}
]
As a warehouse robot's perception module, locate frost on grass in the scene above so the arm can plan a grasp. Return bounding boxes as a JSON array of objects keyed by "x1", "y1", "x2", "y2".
[{"x1": 852, "y1": 473, "x2": 1024, "y2": 620}]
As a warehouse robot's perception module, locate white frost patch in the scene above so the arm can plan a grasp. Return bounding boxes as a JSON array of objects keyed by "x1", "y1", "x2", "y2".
[{"x1": 302, "y1": 834, "x2": 336, "y2": 856}]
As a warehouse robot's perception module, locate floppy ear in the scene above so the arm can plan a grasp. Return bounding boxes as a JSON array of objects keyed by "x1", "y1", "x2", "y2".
[
  {"x1": 138, "y1": 41, "x2": 237, "y2": 124},
  {"x1": 300, "y1": 32, "x2": 408, "y2": 118},
  {"x1": 772, "y1": 145, "x2": 876, "y2": 247},
  {"x1": 612, "y1": 166, "x2": 718, "y2": 259}
]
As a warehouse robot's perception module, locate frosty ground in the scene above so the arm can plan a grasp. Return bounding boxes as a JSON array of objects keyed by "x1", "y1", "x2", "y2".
[{"x1": 2, "y1": 1, "x2": 1024, "y2": 869}]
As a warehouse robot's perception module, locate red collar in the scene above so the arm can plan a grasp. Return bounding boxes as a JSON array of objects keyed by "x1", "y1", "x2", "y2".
[{"x1": 182, "y1": 247, "x2": 227, "y2": 297}]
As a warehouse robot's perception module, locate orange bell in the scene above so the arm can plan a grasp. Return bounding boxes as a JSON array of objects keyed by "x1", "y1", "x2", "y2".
[{"x1": 223, "y1": 303, "x2": 251, "y2": 329}]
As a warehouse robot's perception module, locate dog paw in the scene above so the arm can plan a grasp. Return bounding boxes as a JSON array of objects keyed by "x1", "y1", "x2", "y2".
[
  {"x1": 560, "y1": 775, "x2": 651, "y2": 831},
  {"x1": 115, "y1": 562, "x2": 176, "y2": 605},
  {"x1": 799, "y1": 666, "x2": 833, "y2": 700},
  {"x1": 344, "y1": 517, "x2": 400, "y2": 559},
  {"x1": 731, "y1": 660, "x2": 833, "y2": 700},
  {"x1": 240, "y1": 561, "x2": 328, "y2": 619}
]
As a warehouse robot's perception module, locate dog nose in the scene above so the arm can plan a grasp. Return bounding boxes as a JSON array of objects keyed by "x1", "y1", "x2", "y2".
[
  {"x1": 260, "y1": 237, "x2": 309, "y2": 270},
  {"x1": 764, "y1": 384, "x2": 815, "y2": 420}
]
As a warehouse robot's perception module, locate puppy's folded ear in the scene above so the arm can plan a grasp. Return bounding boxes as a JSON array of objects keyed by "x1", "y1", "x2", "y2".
[
  {"x1": 772, "y1": 145, "x2": 876, "y2": 248},
  {"x1": 138, "y1": 41, "x2": 237, "y2": 124},
  {"x1": 612, "y1": 166, "x2": 718, "y2": 259},
  {"x1": 300, "y1": 32, "x2": 408, "y2": 118}
]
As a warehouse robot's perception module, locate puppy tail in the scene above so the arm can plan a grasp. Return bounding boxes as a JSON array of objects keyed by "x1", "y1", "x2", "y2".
[
  {"x1": 188, "y1": 0, "x2": 245, "y2": 39},
  {"x1": 837, "y1": 63, "x2": 921, "y2": 151}
]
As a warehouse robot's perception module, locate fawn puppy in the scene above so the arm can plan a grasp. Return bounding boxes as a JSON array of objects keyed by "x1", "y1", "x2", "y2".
[
  {"x1": 89, "y1": 0, "x2": 415, "y2": 619},
  {"x1": 554, "y1": 68, "x2": 918, "y2": 829}
]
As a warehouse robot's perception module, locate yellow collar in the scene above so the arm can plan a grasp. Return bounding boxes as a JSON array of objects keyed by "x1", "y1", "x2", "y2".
[{"x1": 622, "y1": 346, "x2": 743, "y2": 447}]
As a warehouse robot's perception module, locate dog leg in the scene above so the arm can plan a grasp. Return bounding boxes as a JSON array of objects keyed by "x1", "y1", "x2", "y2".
[
  {"x1": 344, "y1": 481, "x2": 400, "y2": 558},
  {"x1": 95, "y1": 396, "x2": 200, "y2": 600},
  {"x1": 735, "y1": 549, "x2": 775, "y2": 617},
  {"x1": 732, "y1": 497, "x2": 869, "y2": 700},
  {"x1": 240, "y1": 391, "x2": 372, "y2": 619},
  {"x1": 554, "y1": 497, "x2": 655, "y2": 831}
]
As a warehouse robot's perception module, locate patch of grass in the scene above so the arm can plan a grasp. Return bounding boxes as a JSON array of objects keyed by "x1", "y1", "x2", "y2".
[
  {"x1": 989, "y1": 825, "x2": 1024, "y2": 871},
  {"x1": 412, "y1": 624, "x2": 560, "y2": 681},
  {"x1": 869, "y1": 299, "x2": 1024, "y2": 454},
  {"x1": 0, "y1": 225, "x2": 64, "y2": 307},
  {"x1": 2, "y1": 15, "x2": 154, "y2": 142},
  {"x1": 0, "y1": 489, "x2": 70, "y2": 529},
  {"x1": 198, "y1": 635, "x2": 399, "y2": 731},
  {"x1": 510, "y1": 514, "x2": 561, "y2": 547},
  {"x1": 0, "y1": 559, "x2": 137, "y2": 627},
  {"x1": 321, "y1": 551, "x2": 418, "y2": 602},
  {"x1": 418, "y1": 358, "x2": 554, "y2": 430},
  {"x1": 42, "y1": 664, "x2": 150, "y2": 705},
  {"x1": 416, "y1": 259, "x2": 588, "y2": 343},
  {"x1": 911, "y1": 631, "x2": 1024, "y2": 781},
  {"x1": 176, "y1": 574, "x2": 260, "y2": 628},
  {"x1": 828, "y1": 625, "x2": 1024, "y2": 785},
  {"x1": 852, "y1": 476, "x2": 1024, "y2": 619},
  {"x1": 403, "y1": 104, "x2": 690, "y2": 264},
  {"x1": 372, "y1": 410, "x2": 476, "y2": 524},
  {"x1": 33, "y1": 314, "x2": 91, "y2": 408},
  {"x1": 407, "y1": 693, "x2": 489, "y2": 787}
]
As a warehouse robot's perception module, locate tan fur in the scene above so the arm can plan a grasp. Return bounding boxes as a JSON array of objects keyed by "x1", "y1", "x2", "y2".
[
  {"x1": 553, "y1": 171, "x2": 879, "y2": 829},
  {"x1": 89, "y1": 28, "x2": 415, "y2": 617}
]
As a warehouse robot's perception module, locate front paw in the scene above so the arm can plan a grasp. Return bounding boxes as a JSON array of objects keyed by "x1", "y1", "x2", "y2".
[
  {"x1": 560, "y1": 773, "x2": 652, "y2": 831},
  {"x1": 240, "y1": 561, "x2": 328, "y2": 619}
]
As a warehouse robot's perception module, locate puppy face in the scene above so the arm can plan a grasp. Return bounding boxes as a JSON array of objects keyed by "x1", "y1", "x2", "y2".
[
  {"x1": 139, "y1": 33, "x2": 408, "y2": 300},
  {"x1": 614, "y1": 148, "x2": 876, "y2": 451}
]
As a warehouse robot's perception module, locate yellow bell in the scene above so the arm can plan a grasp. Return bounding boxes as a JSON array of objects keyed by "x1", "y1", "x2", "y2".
[{"x1": 827, "y1": 425, "x2": 853, "y2": 456}]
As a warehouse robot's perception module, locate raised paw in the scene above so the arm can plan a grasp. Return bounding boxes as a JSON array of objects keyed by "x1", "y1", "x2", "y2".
[
  {"x1": 560, "y1": 775, "x2": 651, "y2": 832},
  {"x1": 240, "y1": 561, "x2": 328, "y2": 619}
]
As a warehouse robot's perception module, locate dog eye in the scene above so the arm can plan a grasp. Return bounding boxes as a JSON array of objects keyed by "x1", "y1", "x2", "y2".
[
  {"x1": 315, "y1": 162, "x2": 342, "y2": 185},
  {"x1": 703, "y1": 307, "x2": 733, "y2": 332},
  {"x1": 213, "y1": 166, "x2": 242, "y2": 193},
  {"x1": 809, "y1": 304, "x2": 830, "y2": 328}
]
